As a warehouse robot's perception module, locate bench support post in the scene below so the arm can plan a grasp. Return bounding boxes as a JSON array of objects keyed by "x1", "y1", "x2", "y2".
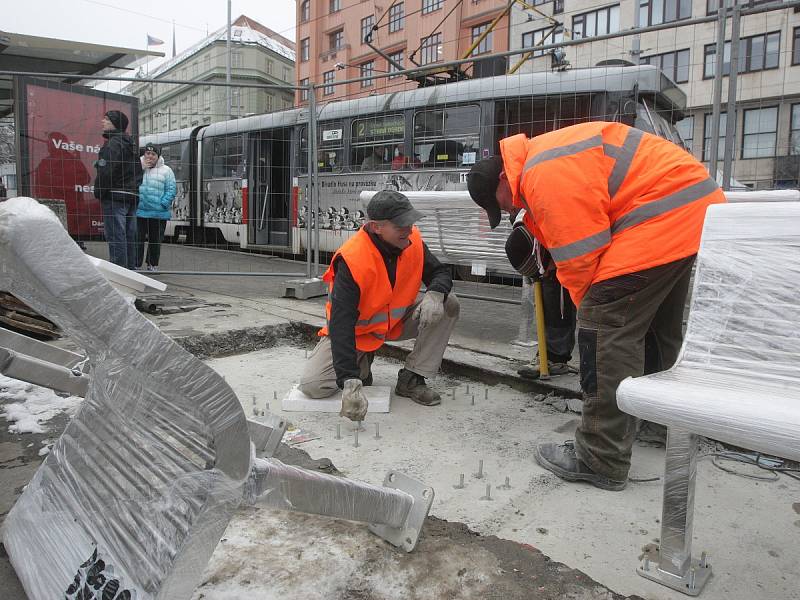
[{"x1": 638, "y1": 428, "x2": 712, "y2": 596}]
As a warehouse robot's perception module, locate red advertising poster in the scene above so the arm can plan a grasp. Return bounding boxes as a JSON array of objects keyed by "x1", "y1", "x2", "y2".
[{"x1": 15, "y1": 78, "x2": 138, "y2": 237}]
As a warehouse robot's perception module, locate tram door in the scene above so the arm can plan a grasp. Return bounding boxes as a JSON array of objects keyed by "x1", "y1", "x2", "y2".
[{"x1": 250, "y1": 128, "x2": 291, "y2": 247}]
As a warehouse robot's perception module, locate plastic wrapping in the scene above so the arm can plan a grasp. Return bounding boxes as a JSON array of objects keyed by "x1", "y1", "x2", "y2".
[
  {"x1": 0, "y1": 198, "x2": 251, "y2": 600},
  {"x1": 618, "y1": 201, "x2": 800, "y2": 462},
  {"x1": 244, "y1": 456, "x2": 413, "y2": 529}
]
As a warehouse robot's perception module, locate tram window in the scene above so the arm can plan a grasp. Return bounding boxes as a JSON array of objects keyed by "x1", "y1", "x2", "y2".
[
  {"x1": 299, "y1": 127, "x2": 344, "y2": 173},
  {"x1": 203, "y1": 135, "x2": 244, "y2": 179},
  {"x1": 317, "y1": 148, "x2": 345, "y2": 172},
  {"x1": 159, "y1": 141, "x2": 189, "y2": 180},
  {"x1": 413, "y1": 105, "x2": 480, "y2": 168},
  {"x1": 351, "y1": 114, "x2": 405, "y2": 171}
]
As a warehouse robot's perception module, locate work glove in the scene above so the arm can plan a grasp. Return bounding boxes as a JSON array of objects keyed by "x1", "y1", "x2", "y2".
[
  {"x1": 414, "y1": 290, "x2": 445, "y2": 329},
  {"x1": 340, "y1": 378, "x2": 368, "y2": 421}
]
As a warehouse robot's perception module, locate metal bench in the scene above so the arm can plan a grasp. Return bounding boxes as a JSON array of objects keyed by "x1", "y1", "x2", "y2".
[
  {"x1": 617, "y1": 202, "x2": 800, "y2": 596},
  {"x1": 359, "y1": 189, "x2": 800, "y2": 277},
  {"x1": 0, "y1": 197, "x2": 433, "y2": 600}
]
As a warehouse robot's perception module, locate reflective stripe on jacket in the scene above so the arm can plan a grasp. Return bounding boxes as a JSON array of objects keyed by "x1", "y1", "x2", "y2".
[
  {"x1": 319, "y1": 227, "x2": 424, "y2": 352},
  {"x1": 500, "y1": 122, "x2": 726, "y2": 306}
]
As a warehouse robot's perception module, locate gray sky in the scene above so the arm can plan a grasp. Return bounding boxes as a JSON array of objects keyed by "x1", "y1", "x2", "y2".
[{"x1": 6, "y1": 0, "x2": 297, "y2": 56}]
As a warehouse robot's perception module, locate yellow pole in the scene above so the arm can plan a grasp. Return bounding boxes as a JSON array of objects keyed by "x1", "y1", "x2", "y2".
[
  {"x1": 461, "y1": 0, "x2": 516, "y2": 60},
  {"x1": 533, "y1": 280, "x2": 549, "y2": 379}
]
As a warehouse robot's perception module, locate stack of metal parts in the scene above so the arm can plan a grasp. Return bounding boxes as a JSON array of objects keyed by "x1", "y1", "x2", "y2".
[{"x1": 0, "y1": 197, "x2": 433, "y2": 600}]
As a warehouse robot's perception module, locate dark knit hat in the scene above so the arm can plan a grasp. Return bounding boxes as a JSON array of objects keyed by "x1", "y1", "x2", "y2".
[
  {"x1": 143, "y1": 143, "x2": 161, "y2": 156},
  {"x1": 367, "y1": 190, "x2": 424, "y2": 226},
  {"x1": 467, "y1": 155, "x2": 504, "y2": 229},
  {"x1": 105, "y1": 110, "x2": 129, "y2": 131}
]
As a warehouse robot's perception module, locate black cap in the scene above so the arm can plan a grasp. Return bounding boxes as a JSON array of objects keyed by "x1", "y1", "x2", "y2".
[
  {"x1": 143, "y1": 143, "x2": 161, "y2": 156},
  {"x1": 467, "y1": 155, "x2": 504, "y2": 229},
  {"x1": 105, "y1": 110, "x2": 129, "y2": 131},
  {"x1": 367, "y1": 190, "x2": 424, "y2": 227}
]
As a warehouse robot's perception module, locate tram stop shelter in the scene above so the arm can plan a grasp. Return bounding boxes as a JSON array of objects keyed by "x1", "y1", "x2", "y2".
[{"x1": 0, "y1": 29, "x2": 162, "y2": 118}]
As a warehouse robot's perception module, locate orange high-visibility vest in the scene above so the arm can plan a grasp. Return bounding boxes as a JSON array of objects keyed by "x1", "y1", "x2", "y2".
[
  {"x1": 319, "y1": 227, "x2": 424, "y2": 352},
  {"x1": 500, "y1": 122, "x2": 726, "y2": 306}
]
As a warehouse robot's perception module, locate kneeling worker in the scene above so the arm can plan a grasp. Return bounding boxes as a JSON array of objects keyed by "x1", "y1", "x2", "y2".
[
  {"x1": 467, "y1": 121, "x2": 725, "y2": 490},
  {"x1": 299, "y1": 190, "x2": 459, "y2": 421}
]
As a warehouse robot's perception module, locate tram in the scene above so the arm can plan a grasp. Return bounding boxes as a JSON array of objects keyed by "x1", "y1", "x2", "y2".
[{"x1": 140, "y1": 64, "x2": 688, "y2": 258}]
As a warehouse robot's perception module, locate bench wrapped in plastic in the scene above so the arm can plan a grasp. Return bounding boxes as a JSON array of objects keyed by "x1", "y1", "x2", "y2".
[
  {"x1": 616, "y1": 201, "x2": 800, "y2": 595},
  {"x1": 0, "y1": 197, "x2": 251, "y2": 600},
  {"x1": 618, "y1": 202, "x2": 800, "y2": 462}
]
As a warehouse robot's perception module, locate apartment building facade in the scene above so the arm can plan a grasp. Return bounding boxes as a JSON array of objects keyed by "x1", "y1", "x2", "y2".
[
  {"x1": 295, "y1": 0, "x2": 511, "y2": 104},
  {"x1": 128, "y1": 16, "x2": 296, "y2": 135},
  {"x1": 509, "y1": 0, "x2": 800, "y2": 188}
]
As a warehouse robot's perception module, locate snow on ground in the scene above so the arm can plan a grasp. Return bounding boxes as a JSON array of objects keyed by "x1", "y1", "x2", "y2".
[{"x1": 0, "y1": 375, "x2": 82, "y2": 435}]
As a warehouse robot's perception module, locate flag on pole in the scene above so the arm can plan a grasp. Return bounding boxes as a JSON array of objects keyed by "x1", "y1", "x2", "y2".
[{"x1": 147, "y1": 34, "x2": 165, "y2": 46}]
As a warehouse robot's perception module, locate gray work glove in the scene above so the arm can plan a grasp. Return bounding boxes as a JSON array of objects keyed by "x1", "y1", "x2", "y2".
[
  {"x1": 413, "y1": 290, "x2": 445, "y2": 329},
  {"x1": 340, "y1": 378, "x2": 368, "y2": 421}
]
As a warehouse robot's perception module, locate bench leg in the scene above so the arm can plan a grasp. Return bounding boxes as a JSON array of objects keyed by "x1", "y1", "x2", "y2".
[
  {"x1": 244, "y1": 458, "x2": 434, "y2": 552},
  {"x1": 638, "y1": 428, "x2": 712, "y2": 596}
]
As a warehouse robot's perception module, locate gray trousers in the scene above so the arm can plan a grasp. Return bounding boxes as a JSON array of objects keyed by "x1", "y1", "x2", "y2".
[
  {"x1": 574, "y1": 256, "x2": 695, "y2": 480},
  {"x1": 298, "y1": 293, "x2": 460, "y2": 398}
]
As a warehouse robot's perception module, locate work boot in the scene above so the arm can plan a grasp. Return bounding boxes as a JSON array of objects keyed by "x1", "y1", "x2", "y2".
[
  {"x1": 395, "y1": 368, "x2": 441, "y2": 406},
  {"x1": 534, "y1": 441, "x2": 627, "y2": 491},
  {"x1": 518, "y1": 359, "x2": 576, "y2": 380}
]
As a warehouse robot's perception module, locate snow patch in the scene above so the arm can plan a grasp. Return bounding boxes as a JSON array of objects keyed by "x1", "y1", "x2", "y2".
[{"x1": 0, "y1": 375, "x2": 83, "y2": 434}]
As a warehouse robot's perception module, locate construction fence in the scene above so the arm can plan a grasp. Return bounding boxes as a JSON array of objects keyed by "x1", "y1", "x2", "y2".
[{"x1": 3, "y1": 0, "x2": 799, "y2": 307}]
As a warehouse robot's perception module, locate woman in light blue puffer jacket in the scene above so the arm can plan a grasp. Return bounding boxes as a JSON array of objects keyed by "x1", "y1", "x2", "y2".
[{"x1": 136, "y1": 143, "x2": 176, "y2": 271}]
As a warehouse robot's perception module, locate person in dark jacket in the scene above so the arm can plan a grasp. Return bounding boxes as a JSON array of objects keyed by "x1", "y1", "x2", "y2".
[
  {"x1": 94, "y1": 110, "x2": 142, "y2": 269},
  {"x1": 298, "y1": 190, "x2": 459, "y2": 421}
]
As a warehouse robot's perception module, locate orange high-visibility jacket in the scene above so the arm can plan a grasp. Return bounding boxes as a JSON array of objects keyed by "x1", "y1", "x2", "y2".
[
  {"x1": 500, "y1": 122, "x2": 726, "y2": 306},
  {"x1": 319, "y1": 227, "x2": 424, "y2": 352}
]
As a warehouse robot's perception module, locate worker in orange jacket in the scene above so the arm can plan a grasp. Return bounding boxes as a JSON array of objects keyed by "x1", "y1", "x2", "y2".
[
  {"x1": 468, "y1": 121, "x2": 725, "y2": 491},
  {"x1": 299, "y1": 190, "x2": 459, "y2": 421}
]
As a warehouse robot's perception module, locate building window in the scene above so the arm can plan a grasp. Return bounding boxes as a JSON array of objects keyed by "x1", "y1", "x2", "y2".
[
  {"x1": 703, "y1": 111, "x2": 727, "y2": 162},
  {"x1": 330, "y1": 29, "x2": 344, "y2": 51},
  {"x1": 300, "y1": 78, "x2": 310, "y2": 102},
  {"x1": 793, "y1": 26, "x2": 800, "y2": 65},
  {"x1": 388, "y1": 50, "x2": 404, "y2": 78},
  {"x1": 389, "y1": 3, "x2": 405, "y2": 32},
  {"x1": 641, "y1": 49, "x2": 690, "y2": 83},
  {"x1": 790, "y1": 104, "x2": 800, "y2": 155},
  {"x1": 703, "y1": 32, "x2": 781, "y2": 79},
  {"x1": 522, "y1": 26, "x2": 565, "y2": 57},
  {"x1": 554, "y1": 0, "x2": 564, "y2": 14},
  {"x1": 422, "y1": 0, "x2": 443, "y2": 15},
  {"x1": 471, "y1": 23, "x2": 493, "y2": 56},
  {"x1": 573, "y1": 4, "x2": 620, "y2": 39},
  {"x1": 675, "y1": 116, "x2": 694, "y2": 154},
  {"x1": 265, "y1": 59, "x2": 273, "y2": 74},
  {"x1": 707, "y1": 0, "x2": 773, "y2": 15},
  {"x1": 300, "y1": 38, "x2": 310, "y2": 62},
  {"x1": 639, "y1": 0, "x2": 691, "y2": 27},
  {"x1": 420, "y1": 32, "x2": 442, "y2": 65},
  {"x1": 284, "y1": 67, "x2": 292, "y2": 82},
  {"x1": 329, "y1": 0, "x2": 341, "y2": 14},
  {"x1": 361, "y1": 15, "x2": 376, "y2": 44},
  {"x1": 265, "y1": 95, "x2": 273, "y2": 112},
  {"x1": 323, "y1": 70, "x2": 335, "y2": 96},
  {"x1": 742, "y1": 106, "x2": 777, "y2": 159},
  {"x1": 300, "y1": 0, "x2": 310, "y2": 22},
  {"x1": 360, "y1": 61, "x2": 375, "y2": 87}
]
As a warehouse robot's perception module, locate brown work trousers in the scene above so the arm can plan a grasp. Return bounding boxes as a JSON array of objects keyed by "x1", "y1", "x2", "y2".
[{"x1": 574, "y1": 256, "x2": 695, "y2": 481}]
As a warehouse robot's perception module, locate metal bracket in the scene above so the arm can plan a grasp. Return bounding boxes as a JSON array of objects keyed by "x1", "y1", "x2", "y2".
[
  {"x1": 369, "y1": 471, "x2": 434, "y2": 553},
  {"x1": 247, "y1": 413, "x2": 287, "y2": 457},
  {"x1": 638, "y1": 555, "x2": 712, "y2": 596}
]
